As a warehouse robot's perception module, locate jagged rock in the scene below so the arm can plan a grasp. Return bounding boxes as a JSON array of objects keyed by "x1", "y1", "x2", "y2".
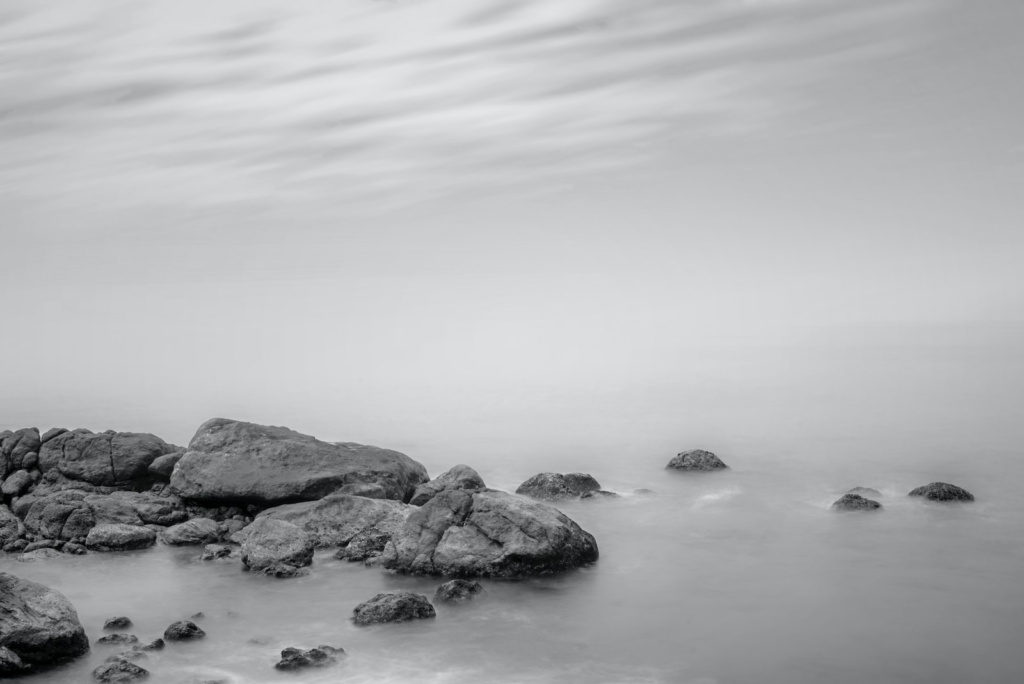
[
  {"x1": 274, "y1": 645, "x2": 345, "y2": 670},
  {"x1": 92, "y1": 659, "x2": 149, "y2": 682},
  {"x1": 163, "y1": 621, "x2": 205, "y2": 641},
  {"x1": 383, "y1": 489, "x2": 599, "y2": 578},
  {"x1": 832, "y1": 494, "x2": 883, "y2": 511},
  {"x1": 199, "y1": 544, "x2": 236, "y2": 560},
  {"x1": 847, "y1": 487, "x2": 882, "y2": 498},
  {"x1": 38, "y1": 429, "x2": 176, "y2": 487},
  {"x1": 0, "y1": 645, "x2": 29, "y2": 676},
  {"x1": 86, "y1": 524, "x2": 157, "y2": 552},
  {"x1": 170, "y1": 418, "x2": 429, "y2": 505},
  {"x1": 352, "y1": 592, "x2": 436, "y2": 625},
  {"x1": 2, "y1": 469, "x2": 33, "y2": 498},
  {"x1": 433, "y1": 579, "x2": 484, "y2": 603},
  {"x1": 2, "y1": 429, "x2": 41, "y2": 477},
  {"x1": 240, "y1": 517, "x2": 315, "y2": 576},
  {"x1": 0, "y1": 504, "x2": 23, "y2": 544},
  {"x1": 515, "y1": 473, "x2": 601, "y2": 501},
  {"x1": 0, "y1": 572, "x2": 90, "y2": 666},
  {"x1": 580, "y1": 490, "x2": 620, "y2": 500},
  {"x1": 257, "y1": 494, "x2": 410, "y2": 548},
  {"x1": 410, "y1": 464, "x2": 485, "y2": 506},
  {"x1": 908, "y1": 482, "x2": 975, "y2": 502},
  {"x1": 97, "y1": 633, "x2": 139, "y2": 645},
  {"x1": 160, "y1": 518, "x2": 221, "y2": 545},
  {"x1": 333, "y1": 527, "x2": 391, "y2": 562},
  {"x1": 104, "y1": 616, "x2": 133, "y2": 630},
  {"x1": 147, "y1": 452, "x2": 184, "y2": 481},
  {"x1": 666, "y1": 449, "x2": 729, "y2": 471}
]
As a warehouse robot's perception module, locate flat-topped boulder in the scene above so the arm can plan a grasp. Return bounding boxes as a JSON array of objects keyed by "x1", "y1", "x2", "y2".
[
  {"x1": 257, "y1": 493, "x2": 411, "y2": 547},
  {"x1": 240, "y1": 517, "x2": 315, "y2": 577},
  {"x1": 0, "y1": 572, "x2": 90, "y2": 669},
  {"x1": 383, "y1": 489, "x2": 599, "y2": 578},
  {"x1": 160, "y1": 518, "x2": 220, "y2": 546},
  {"x1": 831, "y1": 493, "x2": 882, "y2": 511},
  {"x1": 515, "y1": 472, "x2": 600, "y2": 501},
  {"x1": 170, "y1": 419, "x2": 429, "y2": 505},
  {"x1": 666, "y1": 449, "x2": 729, "y2": 471},
  {"x1": 38, "y1": 429, "x2": 177, "y2": 487},
  {"x1": 908, "y1": 482, "x2": 975, "y2": 502},
  {"x1": 410, "y1": 464, "x2": 485, "y2": 506}
]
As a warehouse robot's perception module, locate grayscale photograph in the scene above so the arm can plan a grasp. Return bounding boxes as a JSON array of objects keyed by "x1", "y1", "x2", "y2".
[{"x1": 1, "y1": 1, "x2": 1022, "y2": 683}]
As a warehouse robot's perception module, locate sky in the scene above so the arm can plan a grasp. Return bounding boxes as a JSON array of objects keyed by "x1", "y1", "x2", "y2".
[{"x1": 1, "y1": 0, "x2": 1022, "y2": 452}]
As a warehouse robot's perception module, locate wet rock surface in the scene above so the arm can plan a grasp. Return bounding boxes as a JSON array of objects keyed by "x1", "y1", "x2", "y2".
[
  {"x1": 908, "y1": 482, "x2": 975, "y2": 502},
  {"x1": 352, "y1": 592, "x2": 436, "y2": 625},
  {"x1": 257, "y1": 493, "x2": 410, "y2": 547},
  {"x1": 832, "y1": 493, "x2": 883, "y2": 511},
  {"x1": 92, "y1": 658, "x2": 150, "y2": 682}
]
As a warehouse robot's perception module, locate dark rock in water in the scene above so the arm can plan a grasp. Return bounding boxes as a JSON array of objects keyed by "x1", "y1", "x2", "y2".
[
  {"x1": 38, "y1": 429, "x2": 176, "y2": 487},
  {"x1": 92, "y1": 659, "x2": 149, "y2": 682},
  {"x1": 908, "y1": 482, "x2": 975, "y2": 502},
  {"x1": 0, "y1": 571, "x2": 90, "y2": 667},
  {"x1": 410, "y1": 464, "x2": 486, "y2": 506},
  {"x1": 2, "y1": 469, "x2": 33, "y2": 498},
  {"x1": 666, "y1": 449, "x2": 729, "y2": 471},
  {"x1": 580, "y1": 490, "x2": 620, "y2": 500},
  {"x1": 0, "y1": 645, "x2": 30, "y2": 676},
  {"x1": 169, "y1": 418, "x2": 429, "y2": 505},
  {"x1": 383, "y1": 489, "x2": 599, "y2": 578},
  {"x1": 433, "y1": 579, "x2": 484, "y2": 603},
  {"x1": 240, "y1": 517, "x2": 315, "y2": 577},
  {"x1": 137, "y1": 639, "x2": 164, "y2": 651},
  {"x1": 2, "y1": 428, "x2": 41, "y2": 478},
  {"x1": 63, "y1": 542, "x2": 87, "y2": 555},
  {"x1": 352, "y1": 592, "x2": 436, "y2": 625},
  {"x1": 336, "y1": 482, "x2": 388, "y2": 499},
  {"x1": 199, "y1": 544, "x2": 236, "y2": 561},
  {"x1": 104, "y1": 616, "x2": 133, "y2": 630},
  {"x1": 847, "y1": 487, "x2": 882, "y2": 498},
  {"x1": 257, "y1": 494, "x2": 410, "y2": 548},
  {"x1": 832, "y1": 493, "x2": 883, "y2": 511},
  {"x1": 515, "y1": 473, "x2": 601, "y2": 501},
  {"x1": 160, "y1": 518, "x2": 221, "y2": 546},
  {"x1": 163, "y1": 620, "x2": 205, "y2": 641},
  {"x1": 86, "y1": 524, "x2": 157, "y2": 552},
  {"x1": 97, "y1": 633, "x2": 139, "y2": 645},
  {"x1": 334, "y1": 527, "x2": 390, "y2": 562},
  {"x1": 147, "y1": 452, "x2": 184, "y2": 481},
  {"x1": 274, "y1": 645, "x2": 345, "y2": 671},
  {"x1": 0, "y1": 504, "x2": 23, "y2": 545}
]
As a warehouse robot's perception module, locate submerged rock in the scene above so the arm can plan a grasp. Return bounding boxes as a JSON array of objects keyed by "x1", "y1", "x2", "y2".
[
  {"x1": 0, "y1": 572, "x2": 90, "y2": 667},
  {"x1": 832, "y1": 494, "x2": 883, "y2": 511},
  {"x1": 240, "y1": 517, "x2": 315, "y2": 577},
  {"x1": 409, "y1": 464, "x2": 486, "y2": 506},
  {"x1": 17, "y1": 548, "x2": 63, "y2": 561},
  {"x1": 104, "y1": 617, "x2": 134, "y2": 630},
  {"x1": 334, "y1": 527, "x2": 390, "y2": 562},
  {"x1": 383, "y1": 489, "x2": 599, "y2": 578},
  {"x1": 666, "y1": 449, "x2": 729, "y2": 471},
  {"x1": 352, "y1": 592, "x2": 436, "y2": 625},
  {"x1": 163, "y1": 620, "x2": 205, "y2": 641},
  {"x1": 86, "y1": 524, "x2": 157, "y2": 552},
  {"x1": 169, "y1": 418, "x2": 429, "y2": 505},
  {"x1": 161, "y1": 518, "x2": 221, "y2": 546},
  {"x1": 847, "y1": 487, "x2": 882, "y2": 498},
  {"x1": 97, "y1": 633, "x2": 139, "y2": 646},
  {"x1": 580, "y1": 490, "x2": 620, "y2": 500},
  {"x1": 908, "y1": 482, "x2": 975, "y2": 502},
  {"x1": 92, "y1": 659, "x2": 149, "y2": 682},
  {"x1": 515, "y1": 473, "x2": 601, "y2": 501},
  {"x1": 433, "y1": 579, "x2": 484, "y2": 604},
  {"x1": 258, "y1": 494, "x2": 410, "y2": 547},
  {"x1": 274, "y1": 645, "x2": 345, "y2": 671}
]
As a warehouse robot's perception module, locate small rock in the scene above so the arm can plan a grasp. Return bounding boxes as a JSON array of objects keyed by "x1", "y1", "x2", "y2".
[
  {"x1": 62, "y1": 542, "x2": 87, "y2": 555},
  {"x1": 666, "y1": 449, "x2": 729, "y2": 471},
  {"x1": 3, "y1": 539, "x2": 28, "y2": 553},
  {"x1": 352, "y1": 592, "x2": 436, "y2": 625},
  {"x1": 92, "y1": 659, "x2": 149, "y2": 682},
  {"x1": 23, "y1": 539, "x2": 60, "y2": 552},
  {"x1": 199, "y1": 544, "x2": 236, "y2": 561},
  {"x1": 104, "y1": 616, "x2": 133, "y2": 630},
  {"x1": 908, "y1": 482, "x2": 974, "y2": 502},
  {"x1": 160, "y1": 518, "x2": 221, "y2": 546},
  {"x1": 274, "y1": 645, "x2": 345, "y2": 671},
  {"x1": 433, "y1": 579, "x2": 484, "y2": 603},
  {"x1": 334, "y1": 527, "x2": 390, "y2": 562},
  {"x1": 137, "y1": 639, "x2": 164, "y2": 651},
  {"x1": 1, "y1": 470, "x2": 33, "y2": 498},
  {"x1": 580, "y1": 490, "x2": 620, "y2": 500},
  {"x1": 831, "y1": 493, "x2": 882, "y2": 511},
  {"x1": 633, "y1": 488, "x2": 656, "y2": 496},
  {"x1": 85, "y1": 524, "x2": 157, "y2": 552},
  {"x1": 97, "y1": 633, "x2": 139, "y2": 645},
  {"x1": 163, "y1": 620, "x2": 205, "y2": 641}
]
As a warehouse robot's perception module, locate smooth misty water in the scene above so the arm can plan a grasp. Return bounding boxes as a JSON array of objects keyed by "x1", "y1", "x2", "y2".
[{"x1": 6, "y1": 449, "x2": 1024, "y2": 684}]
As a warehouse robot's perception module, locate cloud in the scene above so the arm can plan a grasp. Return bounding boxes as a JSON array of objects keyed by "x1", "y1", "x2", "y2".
[{"x1": 0, "y1": 0, "x2": 931, "y2": 216}]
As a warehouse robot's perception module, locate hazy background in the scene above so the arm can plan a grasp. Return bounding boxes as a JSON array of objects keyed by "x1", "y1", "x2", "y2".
[{"x1": 2, "y1": 0, "x2": 1022, "y2": 470}]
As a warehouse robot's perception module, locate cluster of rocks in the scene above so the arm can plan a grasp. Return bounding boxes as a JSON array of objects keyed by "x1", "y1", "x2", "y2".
[{"x1": 830, "y1": 482, "x2": 976, "y2": 512}]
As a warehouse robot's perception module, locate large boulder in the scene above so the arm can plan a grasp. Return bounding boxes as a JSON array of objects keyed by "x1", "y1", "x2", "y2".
[
  {"x1": 515, "y1": 473, "x2": 600, "y2": 501},
  {"x1": 257, "y1": 494, "x2": 411, "y2": 547},
  {"x1": 908, "y1": 482, "x2": 975, "y2": 502},
  {"x1": 666, "y1": 449, "x2": 729, "y2": 471},
  {"x1": 160, "y1": 518, "x2": 220, "y2": 545},
  {"x1": 831, "y1": 494, "x2": 882, "y2": 511},
  {"x1": 147, "y1": 452, "x2": 184, "y2": 481},
  {"x1": 240, "y1": 517, "x2": 315, "y2": 576},
  {"x1": 85, "y1": 524, "x2": 157, "y2": 551},
  {"x1": 352, "y1": 592, "x2": 435, "y2": 625},
  {"x1": 383, "y1": 489, "x2": 599, "y2": 578},
  {"x1": 410, "y1": 464, "x2": 485, "y2": 506},
  {"x1": 1, "y1": 428, "x2": 41, "y2": 478},
  {"x1": 38, "y1": 429, "x2": 176, "y2": 487},
  {"x1": 21, "y1": 491, "x2": 97, "y2": 541},
  {"x1": 0, "y1": 572, "x2": 90, "y2": 668},
  {"x1": 170, "y1": 419, "x2": 429, "y2": 505},
  {"x1": 2, "y1": 469, "x2": 34, "y2": 498}
]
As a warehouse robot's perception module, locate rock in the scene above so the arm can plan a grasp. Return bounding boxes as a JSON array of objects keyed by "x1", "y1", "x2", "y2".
[
  {"x1": 170, "y1": 418, "x2": 429, "y2": 505},
  {"x1": 352, "y1": 592, "x2": 436, "y2": 625},
  {"x1": 908, "y1": 482, "x2": 975, "y2": 502},
  {"x1": 2, "y1": 469, "x2": 33, "y2": 498},
  {"x1": 383, "y1": 489, "x2": 599, "y2": 577},
  {"x1": 147, "y1": 452, "x2": 184, "y2": 481},
  {"x1": 62, "y1": 542, "x2": 87, "y2": 555},
  {"x1": 274, "y1": 645, "x2": 345, "y2": 671},
  {"x1": 239, "y1": 517, "x2": 315, "y2": 576},
  {"x1": 515, "y1": 472, "x2": 601, "y2": 501},
  {"x1": 257, "y1": 494, "x2": 411, "y2": 547},
  {"x1": 190, "y1": 612, "x2": 205, "y2": 620},
  {"x1": 2, "y1": 428, "x2": 41, "y2": 477},
  {"x1": 92, "y1": 659, "x2": 149, "y2": 682},
  {"x1": 18, "y1": 548, "x2": 63, "y2": 561},
  {"x1": 138, "y1": 638, "x2": 163, "y2": 651},
  {"x1": 199, "y1": 544, "x2": 237, "y2": 560},
  {"x1": 86, "y1": 524, "x2": 157, "y2": 552},
  {"x1": 104, "y1": 649, "x2": 148, "y2": 663},
  {"x1": 104, "y1": 617, "x2": 133, "y2": 630},
  {"x1": 97, "y1": 633, "x2": 139, "y2": 645},
  {"x1": 832, "y1": 493, "x2": 883, "y2": 511},
  {"x1": 0, "y1": 504, "x2": 24, "y2": 544},
  {"x1": 160, "y1": 518, "x2": 221, "y2": 545},
  {"x1": 580, "y1": 490, "x2": 620, "y2": 500},
  {"x1": 847, "y1": 487, "x2": 882, "y2": 498},
  {"x1": 336, "y1": 483, "x2": 388, "y2": 499},
  {"x1": 23, "y1": 539, "x2": 61, "y2": 552},
  {"x1": 114, "y1": 491, "x2": 188, "y2": 526},
  {"x1": 84, "y1": 495, "x2": 144, "y2": 526},
  {"x1": 0, "y1": 572, "x2": 90, "y2": 667},
  {"x1": 334, "y1": 527, "x2": 391, "y2": 562},
  {"x1": 38, "y1": 429, "x2": 176, "y2": 487},
  {"x1": 666, "y1": 449, "x2": 729, "y2": 471},
  {"x1": 409, "y1": 464, "x2": 486, "y2": 506},
  {"x1": 433, "y1": 579, "x2": 484, "y2": 603},
  {"x1": 0, "y1": 645, "x2": 29, "y2": 676},
  {"x1": 22, "y1": 491, "x2": 97, "y2": 540},
  {"x1": 40, "y1": 428, "x2": 67, "y2": 444},
  {"x1": 3, "y1": 539, "x2": 29, "y2": 553},
  {"x1": 163, "y1": 621, "x2": 205, "y2": 641}
]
